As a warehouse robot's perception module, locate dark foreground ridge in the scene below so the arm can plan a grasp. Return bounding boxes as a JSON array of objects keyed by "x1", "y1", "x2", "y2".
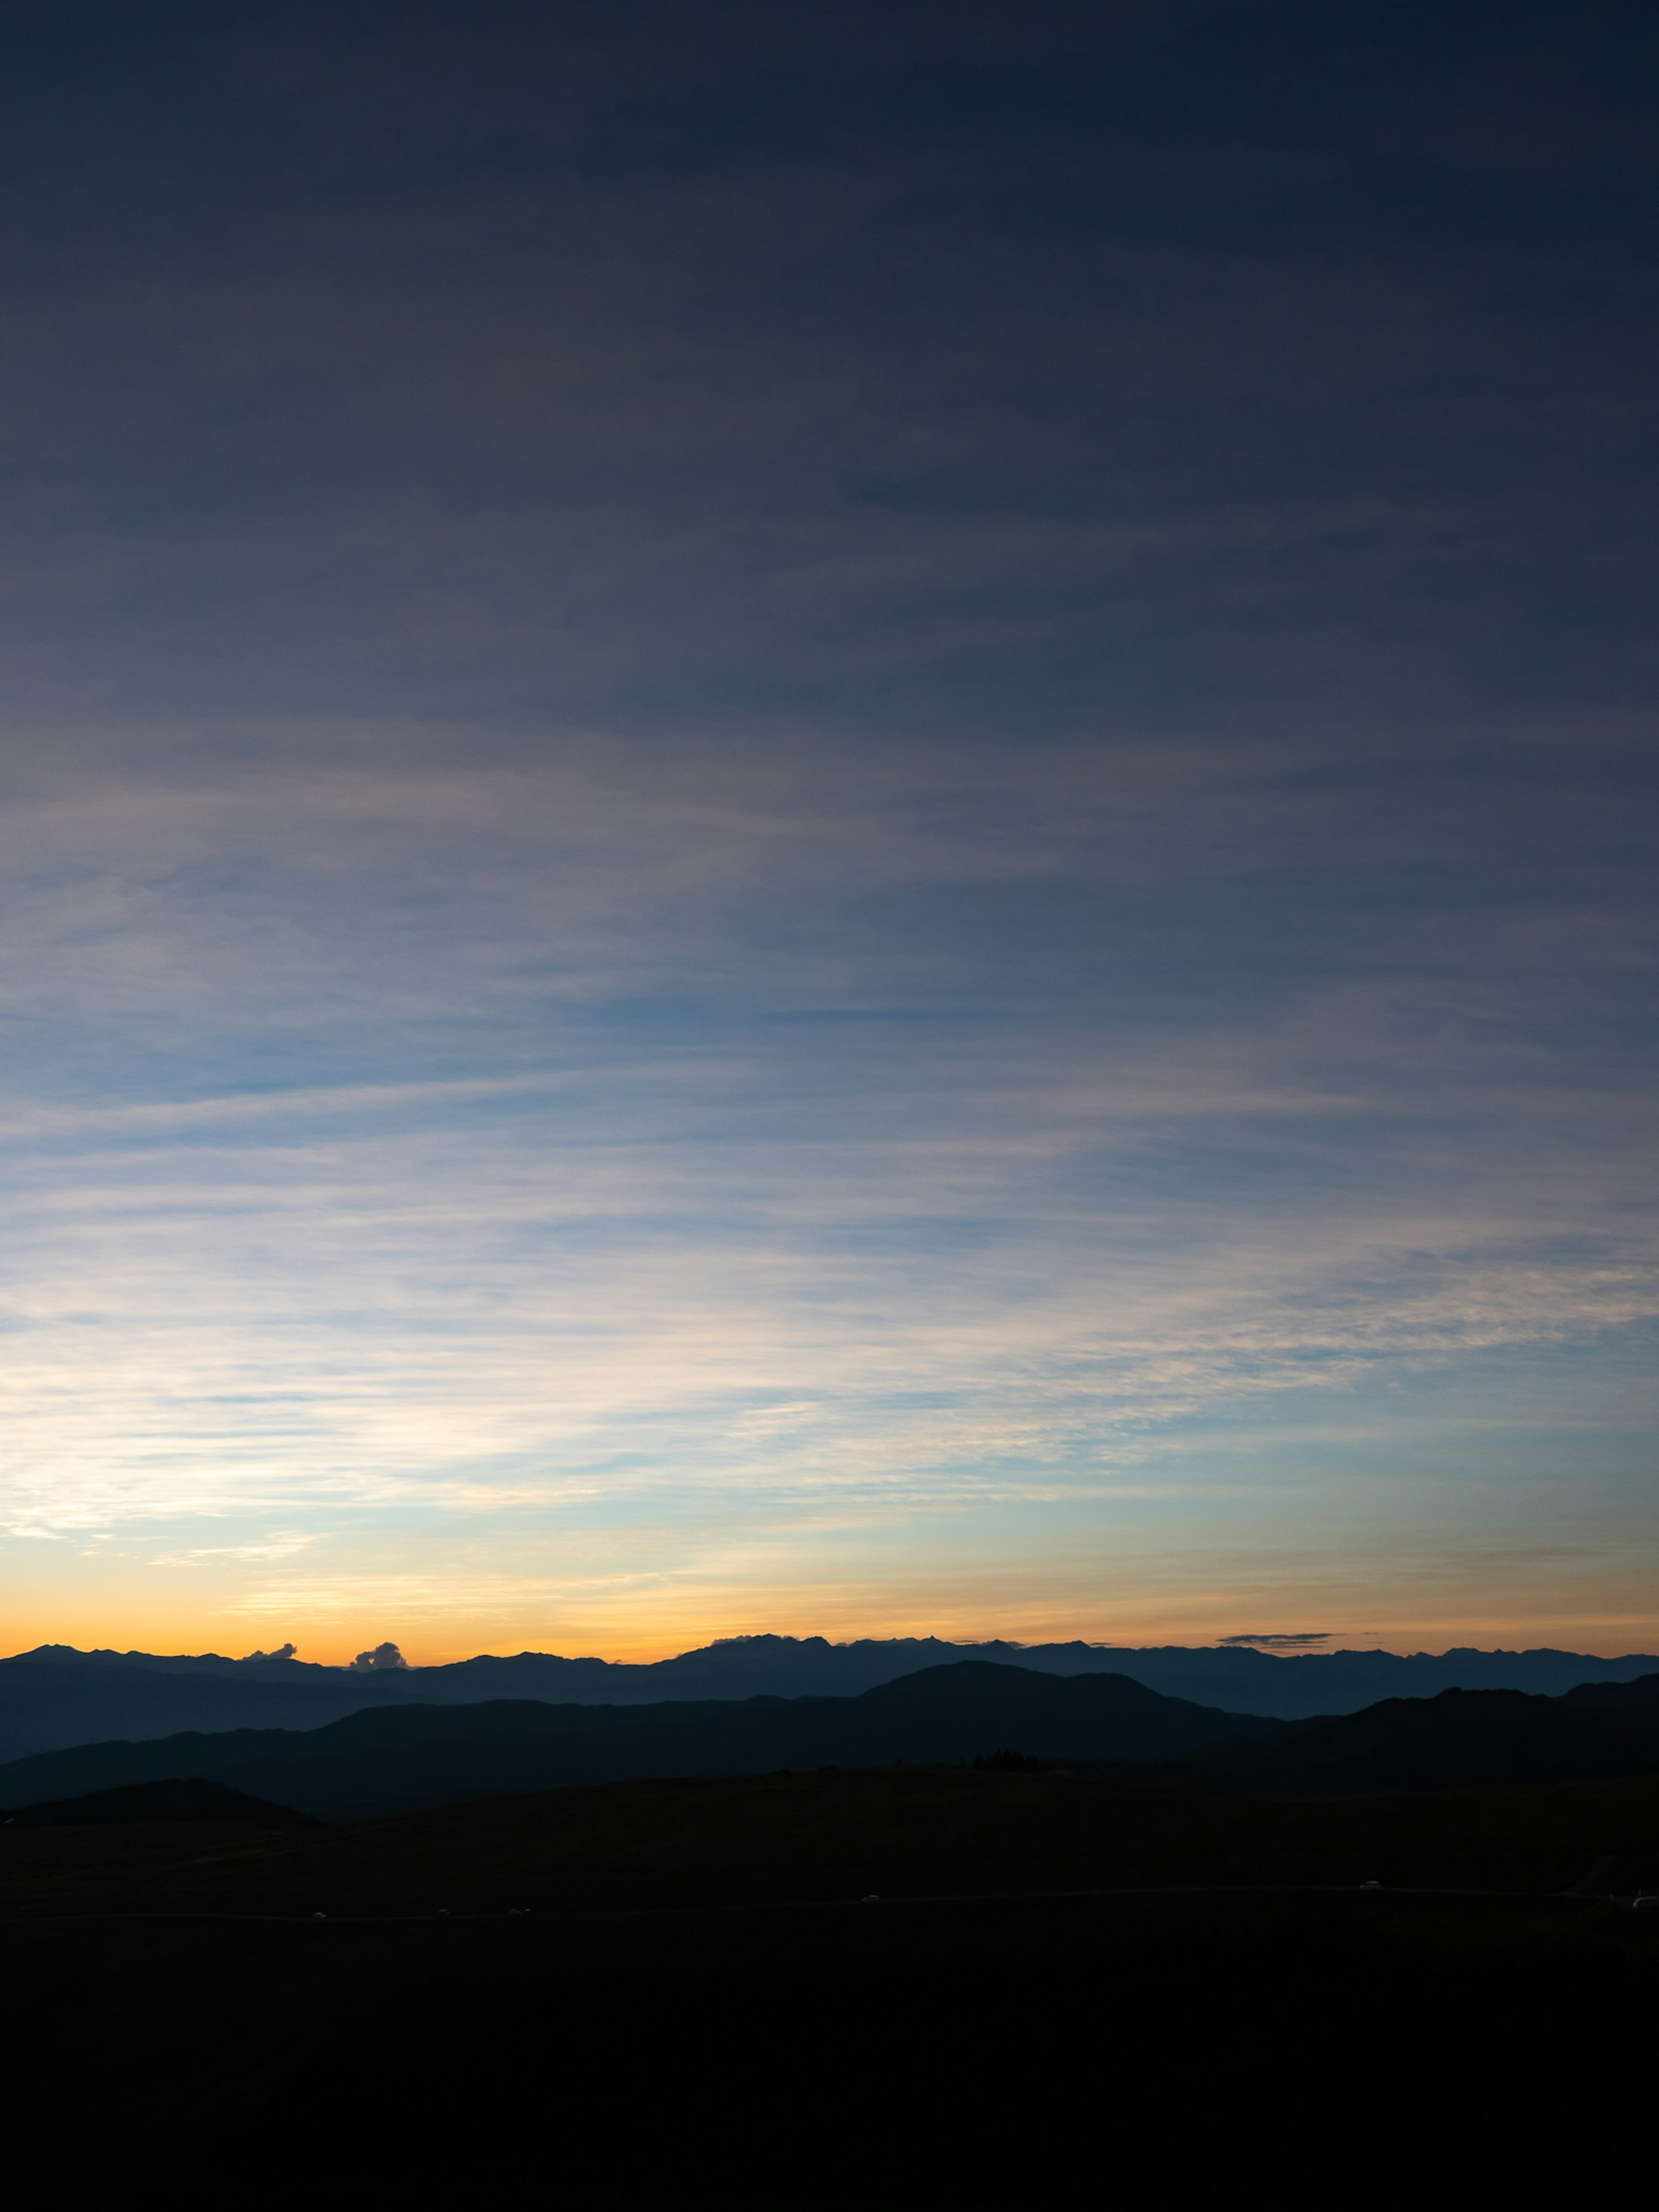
[
  {"x1": 4, "y1": 1632, "x2": 1656, "y2": 1762},
  {"x1": 7, "y1": 1662, "x2": 1659, "y2": 1820},
  {"x1": 1255, "y1": 1674, "x2": 1659, "y2": 1792},
  {"x1": 1, "y1": 1761, "x2": 1655, "y2": 2197},
  {"x1": 3, "y1": 1777, "x2": 318, "y2": 1830}
]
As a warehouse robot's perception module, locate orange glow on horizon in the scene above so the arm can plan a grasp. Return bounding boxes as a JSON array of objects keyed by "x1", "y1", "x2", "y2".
[{"x1": 7, "y1": 1590, "x2": 1657, "y2": 1669}]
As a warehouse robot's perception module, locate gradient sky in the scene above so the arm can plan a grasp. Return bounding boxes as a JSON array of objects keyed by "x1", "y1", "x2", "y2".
[{"x1": 2, "y1": 0, "x2": 1655, "y2": 1662}]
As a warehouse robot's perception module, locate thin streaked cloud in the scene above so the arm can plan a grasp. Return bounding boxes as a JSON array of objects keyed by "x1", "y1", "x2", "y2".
[{"x1": 1, "y1": 4, "x2": 1655, "y2": 1658}]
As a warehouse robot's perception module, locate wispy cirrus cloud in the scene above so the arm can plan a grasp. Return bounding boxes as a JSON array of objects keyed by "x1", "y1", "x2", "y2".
[
  {"x1": 1, "y1": 6, "x2": 1655, "y2": 1656},
  {"x1": 2, "y1": 818, "x2": 1654, "y2": 1570}
]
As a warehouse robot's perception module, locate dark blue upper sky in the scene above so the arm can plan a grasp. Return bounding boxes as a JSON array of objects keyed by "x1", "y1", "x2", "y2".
[{"x1": 0, "y1": 1, "x2": 1653, "y2": 1659}]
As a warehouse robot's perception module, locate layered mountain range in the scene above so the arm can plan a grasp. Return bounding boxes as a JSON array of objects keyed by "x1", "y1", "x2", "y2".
[
  {"x1": 5, "y1": 1658, "x2": 1658, "y2": 1821},
  {"x1": 4, "y1": 1631, "x2": 1655, "y2": 1764}
]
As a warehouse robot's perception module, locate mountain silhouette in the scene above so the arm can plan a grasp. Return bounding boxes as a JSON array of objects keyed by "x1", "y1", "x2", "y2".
[
  {"x1": 5, "y1": 1633, "x2": 1656, "y2": 1763},
  {"x1": 0, "y1": 1661, "x2": 1284, "y2": 1816},
  {"x1": 7, "y1": 1652, "x2": 1659, "y2": 1813},
  {"x1": 1254, "y1": 1673, "x2": 1659, "y2": 1791}
]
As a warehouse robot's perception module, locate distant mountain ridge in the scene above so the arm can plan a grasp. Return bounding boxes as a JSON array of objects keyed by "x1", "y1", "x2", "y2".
[
  {"x1": 3, "y1": 1632, "x2": 1656, "y2": 1764},
  {"x1": 0, "y1": 1662, "x2": 1288, "y2": 1817},
  {"x1": 7, "y1": 1659, "x2": 1659, "y2": 1820}
]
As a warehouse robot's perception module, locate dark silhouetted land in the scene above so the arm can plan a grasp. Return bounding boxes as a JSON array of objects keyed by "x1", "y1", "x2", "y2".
[
  {"x1": 4, "y1": 1775, "x2": 318, "y2": 1829},
  {"x1": 0, "y1": 1661, "x2": 1292, "y2": 1814},
  {"x1": 6, "y1": 1633, "x2": 1657, "y2": 1761},
  {"x1": 8, "y1": 1661, "x2": 1659, "y2": 1821},
  {"x1": 1, "y1": 1758, "x2": 1654, "y2": 2198},
  {"x1": 6, "y1": 1660, "x2": 1658, "y2": 2195}
]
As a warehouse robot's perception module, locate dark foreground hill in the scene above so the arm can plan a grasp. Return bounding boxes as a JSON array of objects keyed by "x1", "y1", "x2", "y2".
[
  {"x1": 1257, "y1": 1672, "x2": 1659, "y2": 1792},
  {"x1": 1, "y1": 1762, "x2": 1655, "y2": 2200},
  {"x1": 3, "y1": 1777, "x2": 318, "y2": 1829},
  {"x1": 6, "y1": 1632, "x2": 1656, "y2": 1760},
  {"x1": 0, "y1": 1662, "x2": 1285, "y2": 1817}
]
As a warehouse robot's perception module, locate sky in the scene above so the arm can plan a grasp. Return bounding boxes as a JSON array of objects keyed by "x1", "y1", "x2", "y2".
[{"x1": 1, "y1": 0, "x2": 1656, "y2": 1662}]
